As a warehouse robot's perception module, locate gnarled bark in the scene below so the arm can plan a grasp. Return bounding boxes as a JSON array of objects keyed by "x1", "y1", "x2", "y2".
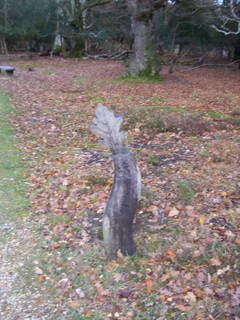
[
  {"x1": 103, "y1": 151, "x2": 141, "y2": 260},
  {"x1": 127, "y1": 0, "x2": 166, "y2": 76}
]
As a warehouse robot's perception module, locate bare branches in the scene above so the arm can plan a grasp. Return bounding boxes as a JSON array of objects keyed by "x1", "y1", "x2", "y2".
[
  {"x1": 127, "y1": 0, "x2": 167, "y2": 20},
  {"x1": 179, "y1": 59, "x2": 240, "y2": 72},
  {"x1": 81, "y1": 0, "x2": 112, "y2": 14},
  {"x1": 230, "y1": 0, "x2": 240, "y2": 21},
  {"x1": 211, "y1": 21, "x2": 240, "y2": 35},
  {"x1": 212, "y1": 0, "x2": 240, "y2": 35}
]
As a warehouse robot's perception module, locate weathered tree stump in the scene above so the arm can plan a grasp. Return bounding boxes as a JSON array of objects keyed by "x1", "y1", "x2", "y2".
[{"x1": 90, "y1": 104, "x2": 141, "y2": 260}]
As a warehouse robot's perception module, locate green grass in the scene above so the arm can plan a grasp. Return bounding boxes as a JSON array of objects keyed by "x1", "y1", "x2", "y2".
[
  {"x1": 148, "y1": 105, "x2": 189, "y2": 113},
  {"x1": 116, "y1": 74, "x2": 163, "y2": 83},
  {"x1": 206, "y1": 111, "x2": 224, "y2": 118},
  {"x1": 42, "y1": 70, "x2": 54, "y2": 74},
  {"x1": 0, "y1": 91, "x2": 27, "y2": 220},
  {"x1": 89, "y1": 96, "x2": 104, "y2": 102},
  {"x1": 176, "y1": 180, "x2": 195, "y2": 203},
  {"x1": 123, "y1": 106, "x2": 211, "y2": 135},
  {"x1": 147, "y1": 153, "x2": 159, "y2": 165},
  {"x1": 0, "y1": 93, "x2": 62, "y2": 310}
]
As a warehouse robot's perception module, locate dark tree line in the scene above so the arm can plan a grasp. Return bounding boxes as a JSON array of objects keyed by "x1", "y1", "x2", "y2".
[{"x1": 0, "y1": 0, "x2": 240, "y2": 74}]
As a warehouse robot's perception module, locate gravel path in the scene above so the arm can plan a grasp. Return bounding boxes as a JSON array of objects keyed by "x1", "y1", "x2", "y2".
[{"x1": 0, "y1": 201, "x2": 61, "y2": 319}]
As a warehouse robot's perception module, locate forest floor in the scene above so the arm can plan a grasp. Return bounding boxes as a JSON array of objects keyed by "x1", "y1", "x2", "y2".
[{"x1": 0, "y1": 55, "x2": 239, "y2": 320}]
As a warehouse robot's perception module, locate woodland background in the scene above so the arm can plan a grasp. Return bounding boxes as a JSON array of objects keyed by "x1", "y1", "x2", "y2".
[
  {"x1": 0, "y1": 1, "x2": 239, "y2": 320},
  {"x1": 0, "y1": 0, "x2": 240, "y2": 66}
]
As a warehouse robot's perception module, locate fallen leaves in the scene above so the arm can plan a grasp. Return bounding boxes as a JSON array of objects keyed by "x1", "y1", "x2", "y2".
[
  {"x1": 145, "y1": 278, "x2": 154, "y2": 294},
  {"x1": 160, "y1": 273, "x2": 170, "y2": 282},
  {"x1": 35, "y1": 266, "x2": 46, "y2": 282},
  {"x1": 199, "y1": 215, "x2": 205, "y2": 224},
  {"x1": 175, "y1": 304, "x2": 192, "y2": 311},
  {"x1": 210, "y1": 256, "x2": 222, "y2": 266},
  {"x1": 184, "y1": 291, "x2": 197, "y2": 303},
  {"x1": 168, "y1": 207, "x2": 180, "y2": 217},
  {"x1": 35, "y1": 266, "x2": 43, "y2": 275},
  {"x1": 112, "y1": 273, "x2": 123, "y2": 282},
  {"x1": 68, "y1": 301, "x2": 80, "y2": 308},
  {"x1": 193, "y1": 287, "x2": 204, "y2": 299},
  {"x1": 1, "y1": 57, "x2": 239, "y2": 319},
  {"x1": 162, "y1": 248, "x2": 177, "y2": 263}
]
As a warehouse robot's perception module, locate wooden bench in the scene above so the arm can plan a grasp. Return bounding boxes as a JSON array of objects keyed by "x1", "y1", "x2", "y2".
[{"x1": 0, "y1": 66, "x2": 15, "y2": 76}]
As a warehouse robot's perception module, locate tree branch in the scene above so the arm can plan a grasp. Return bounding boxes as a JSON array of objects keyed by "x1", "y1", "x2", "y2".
[
  {"x1": 179, "y1": 60, "x2": 240, "y2": 72},
  {"x1": 211, "y1": 0, "x2": 240, "y2": 35},
  {"x1": 128, "y1": 0, "x2": 167, "y2": 20},
  {"x1": 211, "y1": 22, "x2": 240, "y2": 35},
  {"x1": 81, "y1": 0, "x2": 112, "y2": 14},
  {"x1": 230, "y1": 0, "x2": 240, "y2": 22}
]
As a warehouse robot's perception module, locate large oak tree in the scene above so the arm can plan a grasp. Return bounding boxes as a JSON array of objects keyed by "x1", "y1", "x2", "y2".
[{"x1": 126, "y1": 0, "x2": 167, "y2": 76}]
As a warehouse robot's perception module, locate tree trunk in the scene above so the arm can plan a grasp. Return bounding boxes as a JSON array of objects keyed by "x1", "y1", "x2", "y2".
[
  {"x1": 102, "y1": 150, "x2": 141, "y2": 260},
  {"x1": 127, "y1": 0, "x2": 166, "y2": 77},
  {"x1": 0, "y1": 35, "x2": 8, "y2": 55},
  {"x1": 130, "y1": 16, "x2": 153, "y2": 76}
]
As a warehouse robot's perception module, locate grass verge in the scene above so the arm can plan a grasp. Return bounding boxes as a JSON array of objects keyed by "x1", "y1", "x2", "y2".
[
  {"x1": 0, "y1": 91, "x2": 27, "y2": 223},
  {"x1": 0, "y1": 91, "x2": 59, "y2": 318}
]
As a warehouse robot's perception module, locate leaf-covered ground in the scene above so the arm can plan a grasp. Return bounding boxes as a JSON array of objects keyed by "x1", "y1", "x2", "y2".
[{"x1": 0, "y1": 55, "x2": 239, "y2": 319}]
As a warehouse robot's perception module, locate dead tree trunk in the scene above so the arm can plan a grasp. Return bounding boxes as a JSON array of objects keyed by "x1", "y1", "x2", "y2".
[
  {"x1": 103, "y1": 151, "x2": 140, "y2": 259},
  {"x1": 0, "y1": 35, "x2": 8, "y2": 55},
  {"x1": 90, "y1": 103, "x2": 141, "y2": 260}
]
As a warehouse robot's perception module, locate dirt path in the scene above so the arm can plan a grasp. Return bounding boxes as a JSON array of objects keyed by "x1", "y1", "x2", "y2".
[
  {"x1": 0, "y1": 211, "x2": 39, "y2": 319},
  {"x1": 0, "y1": 210, "x2": 65, "y2": 319}
]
